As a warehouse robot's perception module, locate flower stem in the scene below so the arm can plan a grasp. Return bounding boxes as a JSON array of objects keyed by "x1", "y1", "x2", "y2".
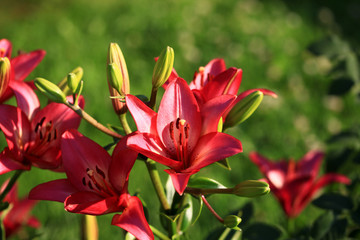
[
  {"x1": 81, "y1": 215, "x2": 98, "y2": 240},
  {"x1": 118, "y1": 113, "x2": 132, "y2": 135},
  {"x1": 184, "y1": 187, "x2": 233, "y2": 195},
  {"x1": 65, "y1": 102, "x2": 123, "y2": 139},
  {"x1": 148, "y1": 87, "x2": 158, "y2": 110},
  {"x1": 150, "y1": 225, "x2": 171, "y2": 240},
  {"x1": 201, "y1": 195, "x2": 224, "y2": 223},
  {"x1": 145, "y1": 159, "x2": 170, "y2": 211},
  {"x1": 0, "y1": 170, "x2": 23, "y2": 203}
]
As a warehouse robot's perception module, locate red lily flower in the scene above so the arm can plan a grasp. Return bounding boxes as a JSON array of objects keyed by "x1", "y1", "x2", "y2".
[
  {"x1": 1, "y1": 180, "x2": 40, "y2": 238},
  {"x1": 29, "y1": 129, "x2": 154, "y2": 240},
  {"x1": 249, "y1": 151, "x2": 351, "y2": 218},
  {"x1": 0, "y1": 82, "x2": 84, "y2": 174},
  {"x1": 0, "y1": 38, "x2": 46, "y2": 103},
  {"x1": 126, "y1": 78, "x2": 242, "y2": 195},
  {"x1": 163, "y1": 58, "x2": 276, "y2": 123}
]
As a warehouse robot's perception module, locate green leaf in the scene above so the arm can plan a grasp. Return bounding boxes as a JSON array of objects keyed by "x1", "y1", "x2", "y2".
[
  {"x1": 312, "y1": 193, "x2": 353, "y2": 211},
  {"x1": 179, "y1": 195, "x2": 193, "y2": 232},
  {"x1": 165, "y1": 175, "x2": 175, "y2": 206},
  {"x1": 192, "y1": 196, "x2": 203, "y2": 226},
  {"x1": 216, "y1": 158, "x2": 231, "y2": 170},
  {"x1": 310, "y1": 211, "x2": 334, "y2": 239},
  {"x1": 187, "y1": 177, "x2": 226, "y2": 189},
  {"x1": 243, "y1": 222, "x2": 282, "y2": 240}
]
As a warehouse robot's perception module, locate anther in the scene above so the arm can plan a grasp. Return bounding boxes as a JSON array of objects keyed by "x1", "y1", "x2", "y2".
[
  {"x1": 39, "y1": 117, "x2": 46, "y2": 126},
  {"x1": 54, "y1": 129, "x2": 57, "y2": 140},
  {"x1": 176, "y1": 118, "x2": 181, "y2": 129},
  {"x1": 88, "y1": 181, "x2": 94, "y2": 190},
  {"x1": 184, "y1": 124, "x2": 190, "y2": 139},
  {"x1": 82, "y1": 177, "x2": 86, "y2": 186},
  {"x1": 96, "y1": 166, "x2": 106, "y2": 179},
  {"x1": 47, "y1": 133, "x2": 52, "y2": 142}
]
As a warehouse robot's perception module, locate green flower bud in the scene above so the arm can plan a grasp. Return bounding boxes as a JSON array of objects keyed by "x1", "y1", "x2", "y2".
[
  {"x1": 233, "y1": 180, "x2": 270, "y2": 198},
  {"x1": 223, "y1": 215, "x2": 242, "y2": 229},
  {"x1": 152, "y1": 46, "x2": 174, "y2": 89},
  {"x1": 107, "y1": 63, "x2": 124, "y2": 95},
  {"x1": 0, "y1": 57, "x2": 11, "y2": 98},
  {"x1": 225, "y1": 91, "x2": 264, "y2": 128},
  {"x1": 34, "y1": 78, "x2": 67, "y2": 103},
  {"x1": 67, "y1": 72, "x2": 82, "y2": 94},
  {"x1": 58, "y1": 67, "x2": 84, "y2": 95}
]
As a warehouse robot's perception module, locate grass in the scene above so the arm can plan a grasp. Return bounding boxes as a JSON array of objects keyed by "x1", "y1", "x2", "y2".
[{"x1": 1, "y1": 0, "x2": 359, "y2": 239}]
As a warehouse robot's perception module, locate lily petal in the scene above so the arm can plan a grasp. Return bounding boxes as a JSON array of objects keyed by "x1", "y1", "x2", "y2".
[
  {"x1": 0, "y1": 149, "x2": 30, "y2": 174},
  {"x1": 201, "y1": 94, "x2": 236, "y2": 135},
  {"x1": 157, "y1": 78, "x2": 201, "y2": 154},
  {"x1": 126, "y1": 94, "x2": 157, "y2": 134},
  {"x1": 10, "y1": 80, "x2": 40, "y2": 120},
  {"x1": 0, "y1": 105, "x2": 31, "y2": 152},
  {"x1": 190, "y1": 58, "x2": 226, "y2": 90},
  {"x1": 187, "y1": 132, "x2": 242, "y2": 172},
  {"x1": 61, "y1": 129, "x2": 112, "y2": 191},
  {"x1": 109, "y1": 135, "x2": 138, "y2": 193},
  {"x1": 308, "y1": 173, "x2": 351, "y2": 200},
  {"x1": 65, "y1": 192, "x2": 119, "y2": 215},
  {"x1": 112, "y1": 196, "x2": 154, "y2": 240},
  {"x1": 29, "y1": 179, "x2": 78, "y2": 202},
  {"x1": 11, "y1": 50, "x2": 46, "y2": 81},
  {"x1": 127, "y1": 132, "x2": 181, "y2": 169},
  {"x1": 201, "y1": 68, "x2": 242, "y2": 100},
  {"x1": 32, "y1": 96, "x2": 84, "y2": 135},
  {"x1": 164, "y1": 169, "x2": 197, "y2": 195},
  {"x1": 297, "y1": 151, "x2": 324, "y2": 177}
]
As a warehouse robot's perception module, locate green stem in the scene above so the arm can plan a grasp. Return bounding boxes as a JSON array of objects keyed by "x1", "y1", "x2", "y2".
[
  {"x1": 184, "y1": 187, "x2": 233, "y2": 195},
  {"x1": 145, "y1": 159, "x2": 170, "y2": 211},
  {"x1": 148, "y1": 87, "x2": 158, "y2": 110},
  {"x1": 150, "y1": 225, "x2": 171, "y2": 240},
  {"x1": 118, "y1": 113, "x2": 132, "y2": 135},
  {"x1": 81, "y1": 215, "x2": 98, "y2": 240},
  {"x1": 0, "y1": 170, "x2": 23, "y2": 202},
  {"x1": 65, "y1": 102, "x2": 123, "y2": 139},
  {"x1": 201, "y1": 195, "x2": 224, "y2": 223},
  {"x1": 287, "y1": 217, "x2": 295, "y2": 237}
]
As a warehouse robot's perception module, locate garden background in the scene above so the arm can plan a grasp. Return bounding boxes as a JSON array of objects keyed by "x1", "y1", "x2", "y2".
[{"x1": 1, "y1": 0, "x2": 359, "y2": 239}]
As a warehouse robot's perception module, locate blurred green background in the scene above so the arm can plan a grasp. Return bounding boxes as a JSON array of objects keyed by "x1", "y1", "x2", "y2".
[{"x1": 1, "y1": 0, "x2": 359, "y2": 239}]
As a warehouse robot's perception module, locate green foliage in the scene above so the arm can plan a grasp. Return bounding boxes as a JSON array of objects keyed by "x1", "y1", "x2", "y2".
[{"x1": 1, "y1": 0, "x2": 360, "y2": 239}]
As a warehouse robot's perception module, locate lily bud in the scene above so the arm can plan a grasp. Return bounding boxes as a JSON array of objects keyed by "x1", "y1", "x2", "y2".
[
  {"x1": 34, "y1": 77, "x2": 67, "y2": 104},
  {"x1": 223, "y1": 215, "x2": 242, "y2": 229},
  {"x1": 152, "y1": 46, "x2": 174, "y2": 89},
  {"x1": 58, "y1": 67, "x2": 84, "y2": 95},
  {"x1": 225, "y1": 91, "x2": 263, "y2": 128},
  {"x1": 233, "y1": 180, "x2": 270, "y2": 198},
  {"x1": 67, "y1": 72, "x2": 81, "y2": 94},
  {"x1": 107, "y1": 43, "x2": 129, "y2": 115},
  {"x1": 107, "y1": 63, "x2": 124, "y2": 95},
  {"x1": 0, "y1": 57, "x2": 11, "y2": 98}
]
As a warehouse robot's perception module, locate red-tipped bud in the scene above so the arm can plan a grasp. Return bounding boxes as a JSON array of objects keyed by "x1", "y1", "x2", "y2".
[{"x1": 107, "y1": 43, "x2": 130, "y2": 114}]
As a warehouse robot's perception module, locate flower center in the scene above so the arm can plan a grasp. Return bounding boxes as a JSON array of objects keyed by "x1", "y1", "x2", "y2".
[
  {"x1": 82, "y1": 165, "x2": 116, "y2": 197},
  {"x1": 169, "y1": 118, "x2": 191, "y2": 168},
  {"x1": 193, "y1": 66, "x2": 214, "y2": 88},
  {"x1": 30, "y1": 117, "x2": 58, "y2": 155}
]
